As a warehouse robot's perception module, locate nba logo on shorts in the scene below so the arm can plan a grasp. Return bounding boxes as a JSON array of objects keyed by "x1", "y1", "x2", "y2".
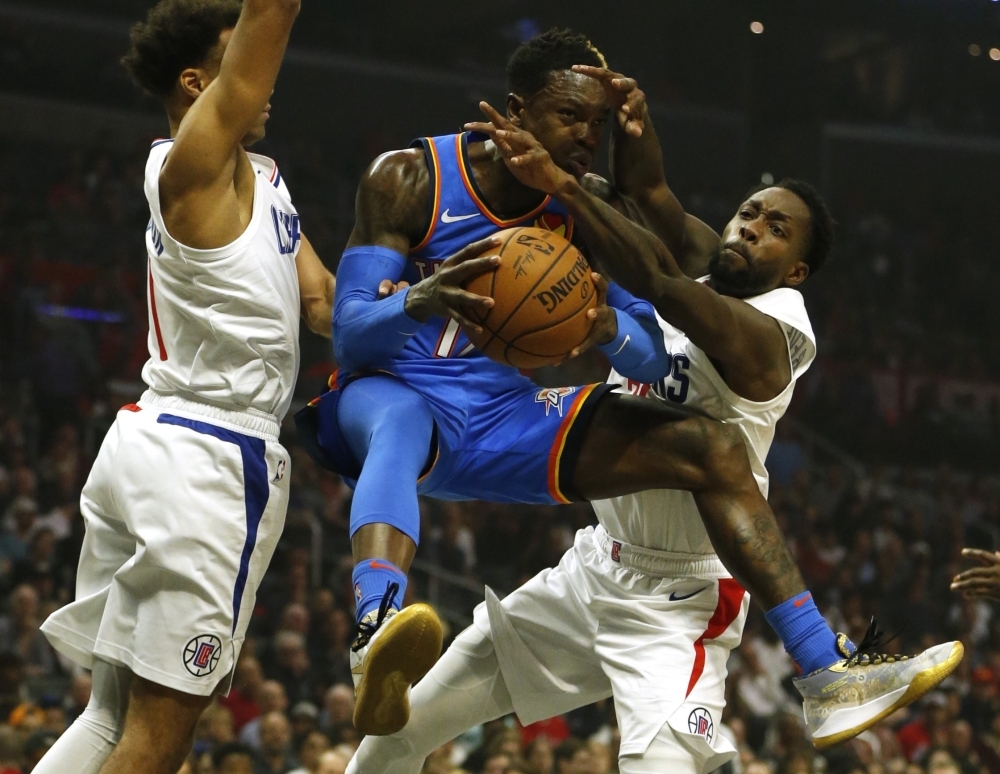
[
  {"x1": 687, "y1": 707, "x2": 714, "y2": 743},
  {"x1": 611, "y1": 541, "x2": 621, "y2": 562},
  {"x1": 183, "y1": 634, "x2": 222, "y2": 677}
]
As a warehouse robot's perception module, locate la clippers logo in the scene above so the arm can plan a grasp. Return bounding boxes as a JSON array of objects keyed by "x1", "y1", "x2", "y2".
[
  {"x1": 611, "y1": 541, "x2": 622, "y2": 562},
  {"x1": 183, "y1": 634, "x2": 222, "y2": 677},
  {"x1": 535, "y1": 387, "x2": 576, "y2": 417},
  {"x1": 688, "y1": 708, "x2": 714, "y2": 743}
]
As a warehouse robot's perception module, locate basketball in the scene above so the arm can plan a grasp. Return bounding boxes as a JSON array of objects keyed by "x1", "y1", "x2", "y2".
[{"x1": 462, "y1": 227, "x2": 597, "y2": 369}]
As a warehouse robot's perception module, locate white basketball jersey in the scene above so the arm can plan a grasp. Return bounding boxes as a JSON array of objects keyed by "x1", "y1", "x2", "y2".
[
  {"x1": 592, "y1": 284, "x2": 816, "y2": 555},
  {"x1": 141, "y1": 140, "x2": 302, "y2": 421}
]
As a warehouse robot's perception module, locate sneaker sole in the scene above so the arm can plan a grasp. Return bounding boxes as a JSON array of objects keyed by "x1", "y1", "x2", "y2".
[
  {"x1": 353, "y1": 603, "x2": 443, "y2": 736},
  {"x1": 812, "y1": 641, "x2": 965, "y2": 749}
]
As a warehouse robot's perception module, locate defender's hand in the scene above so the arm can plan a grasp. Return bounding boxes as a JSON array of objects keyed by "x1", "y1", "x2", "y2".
[
  {"x1": 465, "y1": 102, "x2": 574, "y2": 195},
  {"x1": 570, "y1": 273, "x2": 617, "y2": 358},
  {"x1": 951, "y1": 549, "x2": 1000, "y2": 601},
  {"x1": 572, "y1": 65, "x2": 646, "y2": 138},
  {"x1": 403, "y1": 235, "x2": 500, "y2": 332},
  {"x1": 377, "y1": 279, "x2": 409, "y2": 298}
]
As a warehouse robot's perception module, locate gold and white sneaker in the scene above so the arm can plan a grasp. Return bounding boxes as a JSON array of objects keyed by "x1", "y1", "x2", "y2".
[
  {"x1": 350, "y1": 583, "x2": 443, "y2": 736},
  {"x1": 794, "y1": 620, "x2": 964, "y2": 749}
]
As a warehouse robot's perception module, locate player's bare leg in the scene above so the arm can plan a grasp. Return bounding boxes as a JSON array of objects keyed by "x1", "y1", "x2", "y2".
[
  {"x1": 573, "y1": 392, "x2": 803, "y2": 608},
  {"x1": 573, "y1": 392, "x2": 963, "y2": 747},
  {"x1": 99, "y1": 676, "x2": 211, "y2": 774}
]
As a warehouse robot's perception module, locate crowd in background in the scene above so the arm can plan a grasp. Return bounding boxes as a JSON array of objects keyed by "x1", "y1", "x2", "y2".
[{"x1": 1, "y1": 121, "x2": 1000, "y2": 774}]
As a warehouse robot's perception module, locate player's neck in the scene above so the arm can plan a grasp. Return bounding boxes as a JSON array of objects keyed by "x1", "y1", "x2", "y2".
[{"x1": 469, "y1": 140, "x2": 547, "y2": 217}]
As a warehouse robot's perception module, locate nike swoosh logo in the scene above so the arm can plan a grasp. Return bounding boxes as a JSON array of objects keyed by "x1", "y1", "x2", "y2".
[
  {"x1": 441, "y1": 209, "x2": 480, "y2": 223},
  {"x1": 369, "y1": 560, "x2": 396, "y2": 571},
  {"x1": 793, "y1": 593, "x2": 813, "y2": 608},
  {"x1": 612, "y1": 334, "x2": 631, "y2": 356},
  {"x1": 669, "y1": 586, "x2": 709, "y2": 602}
]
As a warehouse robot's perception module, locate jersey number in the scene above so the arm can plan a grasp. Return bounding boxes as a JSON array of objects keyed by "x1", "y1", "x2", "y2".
[
  {"x1": 650, "y1": 354, "x2": 691, "y2": 404},
  {"x1": 435, "y1": 318, "x2": 475, "y2": 358}
]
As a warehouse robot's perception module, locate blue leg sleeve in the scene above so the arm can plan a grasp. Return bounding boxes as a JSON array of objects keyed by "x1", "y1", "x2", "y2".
[{"x1": 338, "y1": 376, "x2": 434, "y2": 545}]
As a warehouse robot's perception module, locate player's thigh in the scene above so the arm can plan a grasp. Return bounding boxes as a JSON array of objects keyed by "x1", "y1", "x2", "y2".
[
  {"x1": 337, "y1": 375, "x2": 435, "y2": 465},
  {"x1": 120, "y1": 674, "x2": 212, "y2": 753},
  {"x1": 104, "y1": 413, "x2": 289, "y2": 694},
  {"x1": 427, "y1": 384, "x2": 611, "y2": 504},
  {"x1": 571, "y1": 391, "x2": 744, "y2": 500}
]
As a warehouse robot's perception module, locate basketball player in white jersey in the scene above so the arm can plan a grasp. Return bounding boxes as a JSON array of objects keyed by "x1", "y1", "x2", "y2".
[
  {"x1": 32, "y1": 1, "x2": 338, "y2": 772},
  {"x1": 346, "y1": 70, "x2": 962, "y2": 774}
]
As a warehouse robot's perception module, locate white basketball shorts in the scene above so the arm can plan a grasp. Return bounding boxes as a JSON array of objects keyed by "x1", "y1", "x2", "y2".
[
  {"x1": 469, "y1": 525, "x2": 749, "y2": 773},
  {"x1": 41, "y1": 393, "x2": 290, "y2": 696}
]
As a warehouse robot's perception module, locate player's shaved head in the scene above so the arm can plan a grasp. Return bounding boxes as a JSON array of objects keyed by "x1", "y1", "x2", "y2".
[
  {"x1": 506, "y1": 28, "x2": 607, "y2": 99},
  {"x1": 121, "y1": 0, "x2": 242, "y2": 98}
]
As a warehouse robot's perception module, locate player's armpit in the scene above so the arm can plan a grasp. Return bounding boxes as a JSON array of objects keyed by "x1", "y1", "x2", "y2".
[{"x1": 296, "y1": 234, "x2": 336, "y2": 338}]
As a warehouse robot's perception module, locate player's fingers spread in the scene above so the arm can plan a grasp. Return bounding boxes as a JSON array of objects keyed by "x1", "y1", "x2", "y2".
[
  {"x1": 613, "y1": 77, "x2": 638, "y2": 92},
  {"x1": 464, "y1": 121, "x2": 497, "y2": 135},
  {"x1": 444, "y1": 236, "x2": 501, "y2": 266},
  {"x1": 961, "y1": 548, "x2": 999, "y2": 564},
  {"x1": 447, "y1": 256, "x2": 501, "y2": 286},
  {"x1": 449, "y1": 310, "x2": 482, "y2": 334},
  {"x1": 443, "y1": 287, "x2": 493, "y2": 311},
  {"x1": 479, "y1": 101, "x2": 509, "y2": 127},
  {"x1": 571, "y1": 64, "x2": 612, "y2": 79}
]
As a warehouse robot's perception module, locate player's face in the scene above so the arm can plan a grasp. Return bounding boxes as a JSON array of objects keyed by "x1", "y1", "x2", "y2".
[
  {"x1": 199, "y1": 29, "x2": 271, "y2": 146},
  {"x1": 511, "y1": 71, "x2": 610, "y2": 179},
  {"x1": 710, "y1": 187, "x2": 811, "y2": 298}
]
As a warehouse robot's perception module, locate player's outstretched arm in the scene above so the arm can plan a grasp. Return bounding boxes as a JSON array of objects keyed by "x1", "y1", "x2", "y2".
[
  {"x1": 297, "y1": 234, "x2": 336, "y2": 338},
  {"x1": 159, "y1": 0, "x2": 300, "y2": 247},
  {"x1": 333, "y1": 151, "x2": 499, "y2": 371},
  {"x1": 573, "y1": 65, "x2": 720, "y2": 279},
  {"x1": 468, "y1": 102, "x2": 790, "y2": 401}
]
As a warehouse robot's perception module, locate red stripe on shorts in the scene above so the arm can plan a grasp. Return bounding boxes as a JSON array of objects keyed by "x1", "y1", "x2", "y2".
[{"x1": 685, "y1": 578, "x2": 745, "y2": 697}]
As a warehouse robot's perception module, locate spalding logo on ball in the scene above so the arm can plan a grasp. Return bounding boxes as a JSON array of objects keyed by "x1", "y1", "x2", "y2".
[{"x1": 462, "y1": 227, "x2": 596, "y2": 369}]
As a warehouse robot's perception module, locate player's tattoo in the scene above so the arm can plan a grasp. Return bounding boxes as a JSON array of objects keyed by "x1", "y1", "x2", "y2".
[{"x1": 729, "y1": 514, "x2": 805, "y2": 607}]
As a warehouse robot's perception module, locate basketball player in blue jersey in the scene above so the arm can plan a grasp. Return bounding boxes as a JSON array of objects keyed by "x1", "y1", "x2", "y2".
[{"x1": 300, "y1": 29, "x2": 951, "y2": 741}]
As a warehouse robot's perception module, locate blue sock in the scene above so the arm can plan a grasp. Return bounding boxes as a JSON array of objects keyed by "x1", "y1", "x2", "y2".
[
  {"x1": 352, "y1": 559, "x2": 408, "y2": 622},
  {"x1": 764, "y1": 592, "x2": 854, "y2": 674}
]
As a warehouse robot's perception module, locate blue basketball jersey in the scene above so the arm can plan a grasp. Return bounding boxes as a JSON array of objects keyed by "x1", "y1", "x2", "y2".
[{"x1": 398, "y1": 132, "x2": 571, "y2": 359}]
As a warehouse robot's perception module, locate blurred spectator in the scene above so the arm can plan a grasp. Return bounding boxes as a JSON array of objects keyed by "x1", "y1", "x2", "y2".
[
  {"x1": 259, "y1": 711, "x2": 296, "y2": 774},
  {"x1": 241, "y1": 681, "x2": 289, "y2": 750},
  {"x1": 212, "y1": 741, "x2": 258, "y2": 774},
  {"x1": 314, "y1": 749, "x2": 349, "y2": 774},
  {"x1": 288, "y1": 730, "x2": 330, "y2": 774},
  {"x1": 0, "y1": 585, "x2": 56, "y2": 678},
  {"x1": 320, "y1": 684, "x2": 353, "y2": 732}
]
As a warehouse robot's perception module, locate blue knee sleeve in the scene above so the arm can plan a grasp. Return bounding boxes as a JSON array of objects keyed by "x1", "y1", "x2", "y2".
[{"x1": 338, "y1": 377, "x2": 434, "y2": 545}]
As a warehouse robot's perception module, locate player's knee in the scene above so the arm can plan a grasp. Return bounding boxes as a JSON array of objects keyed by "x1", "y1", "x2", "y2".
[{"x1": 698, "y1": 419, "x2": 749, "y2": 484}]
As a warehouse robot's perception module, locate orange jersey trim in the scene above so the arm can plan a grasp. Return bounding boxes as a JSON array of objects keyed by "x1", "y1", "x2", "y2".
[
  {"x1": 546, "y1": 384, "x2": 599, "y2": 504},
  {"x1": 456, "y1": 134, "x2": 552, "y2": 228},
  {"x1": 412, "y1": 140, "x2": 442, "y2": 252}
]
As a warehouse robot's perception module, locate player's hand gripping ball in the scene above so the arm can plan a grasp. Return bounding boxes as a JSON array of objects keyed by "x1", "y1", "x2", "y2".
[{"x1": 462, "y1": 227, "x2": 597, "y2": 368}]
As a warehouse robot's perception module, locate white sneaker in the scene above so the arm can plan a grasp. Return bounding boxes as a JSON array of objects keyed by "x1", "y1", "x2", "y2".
[
  {"x1": 350, "y1": 587, "x2": 442, "y2": 736},
  {"x1": 794, "y1": 621, "x2": 964, "y2": 749}
]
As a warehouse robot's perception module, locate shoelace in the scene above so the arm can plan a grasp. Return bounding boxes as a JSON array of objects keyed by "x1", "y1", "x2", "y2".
[
  {"x1": 351, "y1": 581, "x2": 400, "y2": 653},
  {"x1": 845, "y1": 618, "x2": 912, "y2": 668}
]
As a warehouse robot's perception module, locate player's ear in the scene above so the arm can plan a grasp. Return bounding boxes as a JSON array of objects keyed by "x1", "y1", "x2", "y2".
[
  {"x1": 178, "y1": 68, "x2": 208, "y2": 101},
  {"x1": 506, "y1": 93, "x2": 525, "y2": 128},
  {"x1": 785, "y1": 260, "x2": 809, "y2": 287}
]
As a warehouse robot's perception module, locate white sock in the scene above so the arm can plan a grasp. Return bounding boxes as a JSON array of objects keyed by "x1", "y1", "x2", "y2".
[
  {"x1": 33, "y1": 659, "x2": 132, "y2": 774},
  {"x1": 347, "y1": 626, "x2": 515, "y2": 774}
]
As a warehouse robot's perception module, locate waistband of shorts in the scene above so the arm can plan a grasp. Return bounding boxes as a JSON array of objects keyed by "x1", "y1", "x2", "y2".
[
  {"x1": 137, "y1": 390, "x2": 280, "y2": 441},
  {"x1": 592, "y1": 525, "x2": 731, "y2": 579}
]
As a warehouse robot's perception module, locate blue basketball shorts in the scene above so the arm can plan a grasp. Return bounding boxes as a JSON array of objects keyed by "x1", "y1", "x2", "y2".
[{"x1": 296, "y1": 374, "x2": 614, "y2": 506}]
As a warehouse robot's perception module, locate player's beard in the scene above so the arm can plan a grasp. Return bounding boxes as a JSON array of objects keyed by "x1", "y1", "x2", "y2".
[{"x1": 708, "y1": 243, "x2": 775, "y2": 299}]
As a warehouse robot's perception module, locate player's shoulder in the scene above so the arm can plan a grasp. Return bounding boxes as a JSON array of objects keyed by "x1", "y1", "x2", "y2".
[{"x1": 355, "y1": 148, "x2": 430, "y2": 241}]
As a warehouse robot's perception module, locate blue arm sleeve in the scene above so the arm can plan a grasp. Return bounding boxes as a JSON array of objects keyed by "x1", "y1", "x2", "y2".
[
  {"x1": 333, "y1": 246, "x2": 424, "y2": 371},
  {"x1": 598, "y1": 282, "x2": 672, "y2": 383}
]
